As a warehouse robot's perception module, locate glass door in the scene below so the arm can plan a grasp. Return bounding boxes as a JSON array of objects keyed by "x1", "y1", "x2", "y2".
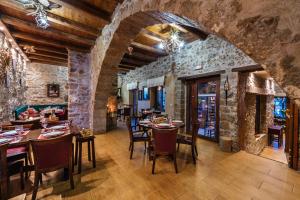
[{"x1": 188, "y1": 76, "x2": 220, "y2": 142}]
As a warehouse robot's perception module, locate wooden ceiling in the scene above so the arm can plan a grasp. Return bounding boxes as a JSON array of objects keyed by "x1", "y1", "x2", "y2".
[
  {"x1": 0, "y1": 0, "x2": 120, "y2": 66},
  {"x1": 0, "y1": 2, "x2": 208, "y2": 69},
  {"x1": 118, "y1": 12, "x2": 209, "y2": 73}
]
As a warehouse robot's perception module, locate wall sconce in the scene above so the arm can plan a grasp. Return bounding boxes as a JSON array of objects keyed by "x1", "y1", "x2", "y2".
[{"x1": 224, "y1": 75, "x2": 230, "y2": 105}]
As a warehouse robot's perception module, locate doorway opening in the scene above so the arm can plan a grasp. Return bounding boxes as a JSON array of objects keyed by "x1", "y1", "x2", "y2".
[{"x1": 187, "y1": 76, "x2": 220, "y2": 142}]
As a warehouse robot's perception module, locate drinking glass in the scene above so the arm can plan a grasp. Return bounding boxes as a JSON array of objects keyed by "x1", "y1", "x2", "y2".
[{"x1": 41, "y1": 119, "x2": 48, "y2": 129}]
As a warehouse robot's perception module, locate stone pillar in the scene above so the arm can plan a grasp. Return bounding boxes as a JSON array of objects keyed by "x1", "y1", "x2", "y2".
[
  {"x1": 68, "y1": 50, "x2": 91, "y2": 128},
  {"x1": 220, "y1": 71, "x2": 239, "y2": 151}
]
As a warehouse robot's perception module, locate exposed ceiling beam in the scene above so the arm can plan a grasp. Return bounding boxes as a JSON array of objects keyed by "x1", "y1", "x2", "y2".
[
  {"x1": 0, "y1": 0, "x2": 99, "y2": 38},
  {"x1": 30, "y1": 59, "x2": 67, "y2": 67},
  {"x1": 118, "y1": 64, "x2": 136, "y2": 70},
  {"x1": 121, "y1": 57, "x2": 149, "y2": 66},
  {"x1": 13, "y1": 32, "x2": 90, "y2": 52},
  {"x1": 50, "y1": 0, "x2": 111, "y2": 22},
  {"x1": 27, "y1": 50, "x2": 68, "y2": 60},
  {"x1": 124, "y1": 53, "x2": 156, "y2": 63},
  {"x1": 28, "y1": 55, "x2": 67, "y2": 63},
  {"x1": 19, "y1": 42, "x2": 68, "y2": 55},
  {"x1": 131, "y1": 42, "x2": 167, "y2": 56},
  {"x1": 139, "y1": 29, "x2": 166, "y2": 42},
  {"x1": 1, "y1": 15, "x2": 94, "y2": 47}
]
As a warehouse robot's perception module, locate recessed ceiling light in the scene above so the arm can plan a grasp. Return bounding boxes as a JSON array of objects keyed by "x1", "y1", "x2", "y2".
[
  {"x1": 0, "y1": 26, "x2": 4, "y2": 31},
  {"x1": 8, "y1": 39, "x2": 13, "y2": 42}
]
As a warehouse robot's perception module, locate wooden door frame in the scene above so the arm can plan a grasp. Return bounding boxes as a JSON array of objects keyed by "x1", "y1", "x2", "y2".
[{"x1": 186, "y1": 75, "x2": 220, "y2": 142}]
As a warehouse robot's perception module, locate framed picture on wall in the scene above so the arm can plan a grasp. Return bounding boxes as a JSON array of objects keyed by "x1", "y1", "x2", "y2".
[{"x1": 47, "y1": 84, "x2": 60, "y2": 98}]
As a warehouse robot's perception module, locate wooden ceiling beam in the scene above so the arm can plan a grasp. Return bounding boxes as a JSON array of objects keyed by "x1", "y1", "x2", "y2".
[
  {"x1": 30, "y1": 59, "x2": 67, "y2": 67},
  {"x1": 139, "y1": 29, "x2": 166, "y2": 42},
  {"x1": 28, "y1": 55, "x2": 67, "y2": 63},
  {"x1": 1, "y1": 15, "x2": 94, "y2": 47},
  {"x1": 121, "y1": 57, "x2": 149, "y2": 67},
  {"x1": 0, "y1": 1, "x2": 99, "y2": 38},
  {"x1": 50, "y1": 0, "x2": 111, "y2": 22},
  {"x1": 19, "y1": 42, "x2": 68, "y2": 55},
  {"x1": 13, "y1": 32, "x2": 90, "y2": 52},
  {"x1": 27, "y1": 50, "x2": 68, "y2": 60},
  {"x1": 131, "y1": 42, "x2": 167, "y2": 56},
  {"x1": 124, "y1": 53, "x2": 156, "y2": 63},
  {"x1": 118, "y1": 64, "x2": 136, "y2": 70}
]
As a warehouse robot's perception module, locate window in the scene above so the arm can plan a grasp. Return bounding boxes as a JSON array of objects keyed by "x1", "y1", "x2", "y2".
[
  {"x1": 155, "y1": 86, "x2": 165, "y2": 112},
  {"x1": 143, "y1": 87, "x2": 149, "y2": 100}
]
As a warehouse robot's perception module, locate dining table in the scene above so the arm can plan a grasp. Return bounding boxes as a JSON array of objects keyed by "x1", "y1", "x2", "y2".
[{"x1": 0, "y1": 125, "x2": 72, "y2": 198}]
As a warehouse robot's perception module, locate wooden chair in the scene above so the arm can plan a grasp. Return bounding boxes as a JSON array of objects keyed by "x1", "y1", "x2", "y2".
[
  {"x1": 176, "y1": 123, "x2": 199, "y2": 164},
  {"x1": 0, "y1": 143, "x2": 25, "y2": 200},
  {"x1": 30, "y1": 134, "x2": 74, "y2": 200},
  {"x1": 126, "y1": 117, "x2": 150, "y2": 159},
  {"x1": 2, "y1": 125, "x2": 33, "y2": 178},
  {"x1": 152, "y1": 127, "x2": 179, "y2": 174}
]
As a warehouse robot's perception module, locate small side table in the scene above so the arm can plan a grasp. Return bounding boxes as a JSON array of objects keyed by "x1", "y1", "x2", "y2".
[
  {"x1": 268, "y1": 125, "x2": 283, "y2": 147},
  {"x1": 74, "y1": 135, "x2": 96, "y2": 173}
]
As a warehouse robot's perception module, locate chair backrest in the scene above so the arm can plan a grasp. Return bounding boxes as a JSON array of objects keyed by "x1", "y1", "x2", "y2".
[
  {"x1": 152, "y1": 127, "x2": 178, "y2": 154},
  {"x1": 31, "y1": 134, "x2": 73, "y2": 172},
  {"x1": 0, "y1": 143, "x2": 8, "y2": 178},
  {"x1": 126, "y1": 117, "x2": 133, "y2": 141}
]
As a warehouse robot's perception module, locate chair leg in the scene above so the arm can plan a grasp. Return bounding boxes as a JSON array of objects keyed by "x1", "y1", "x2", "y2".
[
  {"x1": 152, "y1": 155, "x2": 156, "y2": 174},
  {"x1": 0, "y1": 176, "x2": 8, "y2": 200},
  {"x1": 130, "y1": 142, "x2": 134, "y2": 159},
  {"x1": 194, "y1": 145, "x2": 198, "y2": 156},
  {"x1": 88, "y1": 141, "x2": 91, "y2": 161},
  {"x1": 25, "y1": 154, "x2": 29, "y2": 179},
  {"x1": 91, "y1": 139, "x2": 96, "y2": 168},
  {"x1": 177, "y1": 143, "x2": 180, "y2": 152},
  {"x1": 75, "y1": 140, "x2": 78, "y2": 165},
  {"x1": 20, "y1": 166, "x2": 24, "y2": 190},
  {"x1": 69, "y1": 161, "x2": 75, "y2": 189},
  {"x1": 128, "y1": 143, "x2": 132, "y2": 151},
  {"x1": 72, "y1": 143, "x2": 75, "y2": 172},
  {"x1": 32, "y1": 172, "x2": 40, "y2": 200},
  {"x1": 191, "y1": 145, "x2": 196, "y2": 164},
  {"x1": 78, "y1": 142, "x2": 82, "y2": 174},
  {"x1": 144, "y1": 141, "x2": 147, "y2": 154},
  {"x1": 174, "y1": 154, "x2": 178, "y2": 174}
]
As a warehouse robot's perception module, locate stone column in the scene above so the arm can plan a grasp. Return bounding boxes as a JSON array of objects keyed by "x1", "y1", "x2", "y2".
[
  {"x1": 220, "y1": 71, "x2": 239, "y2": 151},
  {"x1": 68, "y1": 50, "x2": 91, "y2": 128}
]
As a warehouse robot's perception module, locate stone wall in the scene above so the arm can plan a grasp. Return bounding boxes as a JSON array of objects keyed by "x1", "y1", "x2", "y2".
[
  {"x1": 0, "y1": 31, "x2": 27, "y2": 121},
  {"x1": 119, "y1": 35, "x2": 256, "y2": 151},
  {"x1": 68, "y1": 50, "x2": 91, "y2": 128},
  {"x1": 238, "y1": 72, "x2": 275, "y2": 154},
  {"x1": 25, "y1": 63, "x2": 68, "y2": 105},
  {"x1": 89, "y1": 0, "x2": 300, "y2": 136}
]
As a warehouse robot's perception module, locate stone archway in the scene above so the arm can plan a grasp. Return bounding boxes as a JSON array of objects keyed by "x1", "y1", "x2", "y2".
[{"x1": 91, "y1": 0, "x2": 300, "y2": 133}]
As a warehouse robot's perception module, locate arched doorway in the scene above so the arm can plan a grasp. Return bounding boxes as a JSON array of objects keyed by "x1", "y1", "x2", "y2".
[{"x1": 90, "y1": 1, "x2": 300, "y2": 164}]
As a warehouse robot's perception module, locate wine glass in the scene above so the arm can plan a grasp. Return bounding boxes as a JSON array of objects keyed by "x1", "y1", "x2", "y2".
[{"x1": 41, "y1": 119, "x2": 48, "y2": 129}]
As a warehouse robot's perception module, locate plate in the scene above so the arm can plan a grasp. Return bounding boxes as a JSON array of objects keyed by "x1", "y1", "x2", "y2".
[
  {"x1": 43, "y1": 131, "x2": 65, "y2": 138},
  {"x1": 49, "y1": 125, "x2": 66, "y2": 130},
  {"x1": 157, "y1": 123, "x2": 171, "y2": 127},
  {"x1": 139, "y1": 120, "x2": 151, "y2": 124},
  {"x1": 0, "y1": 138, "x2": 13, "y2": 144},
  {"x1": 2, "y1": 130, "x2": 18, "y2": 136},
  {"x1": 172, "y1": 120, "x2": 183, "y2": 123}
]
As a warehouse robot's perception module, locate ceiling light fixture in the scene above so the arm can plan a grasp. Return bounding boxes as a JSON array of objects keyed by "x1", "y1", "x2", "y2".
[
  {"x1": 159, "y1": 27, "x2": 184, "y2": 54},
  {"x1": 17, "y1": 0, "x2": 61, "y2": 29}
]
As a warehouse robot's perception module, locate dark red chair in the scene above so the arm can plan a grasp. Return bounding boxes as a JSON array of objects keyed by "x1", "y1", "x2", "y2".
[
  {"x1": 30, "y1": 134, "x2": 74, "y2": 200},
  {"x1": 152, "y1": 127, "x2": 179, "y2": 174},
  {"x1": 177, "y1": 123, "x2": 199, "y2": 164},
  {"x1": 126, "y1": 117, "x2": 150, "y2": 159},
  {"x1": 0, "y1": 143, "x2": 25, "y2": 200}
]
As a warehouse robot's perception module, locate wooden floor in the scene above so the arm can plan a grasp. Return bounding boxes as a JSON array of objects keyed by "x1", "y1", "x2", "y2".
[{"x1": 9, "y1": 128, "x2": 300, "y2": 200}]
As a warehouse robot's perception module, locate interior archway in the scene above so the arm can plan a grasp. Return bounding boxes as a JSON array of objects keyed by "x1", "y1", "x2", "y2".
[{"x1": 91, "y1": 0, "x2": 300, "y2": 133}]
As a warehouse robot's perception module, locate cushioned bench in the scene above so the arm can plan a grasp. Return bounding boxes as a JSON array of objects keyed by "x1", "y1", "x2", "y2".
[{"x1": 15, "y1": 104, "x2": 68, "y2": 120}]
